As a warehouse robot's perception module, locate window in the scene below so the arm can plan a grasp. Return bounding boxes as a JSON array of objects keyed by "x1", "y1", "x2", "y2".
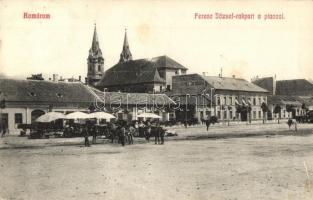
[
  {"x1": 160, "y1": 85, "x2": 163, "y2": 91},
  {"x1": 98, "y1": 65, "x2": 101, "y2": 71},
  {"x1": 224, "y1": 110, "x2": 227, "y2": 119},
  {"x1": 253, "y1": 98, "x2": 256, "y2": 106},
  {"x1": 224, "y1": 97, "x2": 227, "y2": 105},
  {"x1": 15, "y1": 113, "x2": 22, "y2": 124},
  {"x1": 166, "y1": 85, "x2": 171, "y2": 91},
  {"x1": 29, "y1": 92, "x2": 36, "y2": 97},
  {"x1": 217, "y1": 111, "x2": 221, "y2": 119},
  {"x1": 258, "y1": 111, "x2": 261, "y2": 118},
  {"x1": 258, "y1": 98, "x2": 261, "y2": 105},
  {"x1": 230, "y1": 111, "x2": 233, "y2": 119},
  {"x1": 217, "y1": 96, "x2": 221, "y2": 105},
  {"x1": 229, "y1": 97, "x2": 233, "y2": 105},
  {"x1": 253, "y1": 111, "x2": 256, "y2": 119}
]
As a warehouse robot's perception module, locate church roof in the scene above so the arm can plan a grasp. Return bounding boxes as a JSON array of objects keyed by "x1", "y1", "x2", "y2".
[
  {"x1": 97, "y1": 59, "x2": 166, "y2": 87},
  {"x1": 151, "y1": 55, "x2": 187, "y2": 70},
  {"x1": 0, "y1": 79, "x2": 98, "y2": 104}
]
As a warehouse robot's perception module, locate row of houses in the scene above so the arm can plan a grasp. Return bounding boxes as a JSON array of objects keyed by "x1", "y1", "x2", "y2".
[{"x1": 1, "y1": 25, "x2": 312, "y2": 134}]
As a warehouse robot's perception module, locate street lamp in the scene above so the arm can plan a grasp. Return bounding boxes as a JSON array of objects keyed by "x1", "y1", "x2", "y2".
[
  {"x1": 210, "y1": 88, "x2": 215, "y2": 116},
  {"x1": 103, "y1": 88, "x2": 107, "y2": 111},
  {"x1": 185, "y1": 94, "x2": 190, "y2": 128}
]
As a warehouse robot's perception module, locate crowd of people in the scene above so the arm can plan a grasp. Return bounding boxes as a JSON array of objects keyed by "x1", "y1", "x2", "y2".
[{"x1": 81, "y1": 120, "x2": 166, "y2": 147}]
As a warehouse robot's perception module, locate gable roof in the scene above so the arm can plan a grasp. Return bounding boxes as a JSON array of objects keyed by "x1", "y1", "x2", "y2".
[
  {"x1": 276, "y1": 79, "x2": 313, "y2": 96},
  {"x1": 151, "y1": 55, "x2": 188, "y2": 70},
  {"x1": 0, "y1": 79, "x2": 97, "y2": 103},
  {"x1": 201, "y1": 75, "x2": 268, "y2": 93},
  {"x1": 252, "y1": 77, "x2": 274, "y2": 94},
  {"x1": 97, "y1": 59, "x2": 166, "y2": 87}
]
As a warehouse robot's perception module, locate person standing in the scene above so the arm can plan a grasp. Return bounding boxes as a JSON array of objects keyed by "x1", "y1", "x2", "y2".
[
  {"x1": 205, "y1": 116, "x2": 211, "y2": 131},
  {"x1": 119, "y1": 125, "x2": 126, "y2": 146},
  {"x1": 160, "y1": 123, "x2": 165, "y2": 145},
  {"x1": 155, "y1": 123, "x2": 160, "y2": 144},
  {"x1": 134, "y1": 121, "x2": 139, "y2": 137},
  {"x1": 138, "y1": 120, "x2": 144, "y2": 137},
  {"x1": 145, "y1": 121, "x2": 151, "y2": 142},
  {"x1": 128, "y1": 125, "x2": 134, "y2": 144},
  {"x1": 83, "y1": 126, "x2": 90, "y2": 147}
]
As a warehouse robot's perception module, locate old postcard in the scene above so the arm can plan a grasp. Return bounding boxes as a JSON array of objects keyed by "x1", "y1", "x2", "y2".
[{"x1": 0, "y1": 0, "x2": 313, "y2": 199}]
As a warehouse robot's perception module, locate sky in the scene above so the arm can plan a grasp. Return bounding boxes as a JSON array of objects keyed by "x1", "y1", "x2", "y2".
[{"x1": 0, "y1": 0, "x2": 312, "y2": 81}]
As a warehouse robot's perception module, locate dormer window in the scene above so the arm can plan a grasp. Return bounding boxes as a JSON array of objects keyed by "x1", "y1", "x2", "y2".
[
  {"x1": 29, "y1": 92, "x2": 36, "y2": 97},
  {"x1": 56, "y1": 93, "x2": 63, "y2": 98}
]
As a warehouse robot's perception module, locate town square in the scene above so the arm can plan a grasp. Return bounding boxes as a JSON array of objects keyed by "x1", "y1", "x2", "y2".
[{"x1": 1, "y1": 0, "x2": 313, "y2": 199}]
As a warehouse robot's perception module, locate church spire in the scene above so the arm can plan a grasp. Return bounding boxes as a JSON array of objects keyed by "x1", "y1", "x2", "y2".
[
  {"x1": 87, "y1": 23, "x2": 104, "y2": 87},
  {"x1": 119, "y1": 28, "x2": 133, "y2": 62},
  {"x1": 90, "y1": 23, "x2": 102, "y2": 55}
]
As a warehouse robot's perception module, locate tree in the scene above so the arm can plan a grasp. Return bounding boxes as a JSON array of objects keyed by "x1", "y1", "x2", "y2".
[
  {"x1": 261, "y1": 102, "x2": 268, "y2": 124},
  {"x1": 301, "y1": 103, "x2": 308, "y2": 115},
  {"x1": 273, "y1": 105, "x2": 282, "y2": 124},
  {"x1": 286, "y1": 104, "x2": 295, "y2": 118},
  {"x1": 247, "y1": 105, "x2": 252, "y2": 124}
]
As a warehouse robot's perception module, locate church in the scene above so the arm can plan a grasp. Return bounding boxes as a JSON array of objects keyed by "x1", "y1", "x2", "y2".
[{"x1": 86, "y1": 25, "x2": 188, "y2": 93}]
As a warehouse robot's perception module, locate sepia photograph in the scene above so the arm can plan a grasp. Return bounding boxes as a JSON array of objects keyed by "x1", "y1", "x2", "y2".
[{"x1": 0, "y1": 0, "x2": 313, "y2": 199}]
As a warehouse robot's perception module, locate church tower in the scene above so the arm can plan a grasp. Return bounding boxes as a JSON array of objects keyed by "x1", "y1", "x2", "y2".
[
  {"x1": 119, "y1": 29, "x2": 133, "y2": 63},
  {"x1": 87, "y1": 24, "x2": 104, "y2": 86}
]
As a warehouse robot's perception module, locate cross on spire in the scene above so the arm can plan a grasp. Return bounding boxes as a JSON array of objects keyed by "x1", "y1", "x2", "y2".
[
  {"x1": 91, "y1": 23, "x2": 100, "y2": 52},
  {"x1": 119, "y1": 28, "x2": 132, "y2": 62}
]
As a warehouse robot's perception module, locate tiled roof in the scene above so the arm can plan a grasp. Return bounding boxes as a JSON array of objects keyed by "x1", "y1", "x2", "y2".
[
  {"x1": 201, "y1": 75, "x2": 268, "y2": 93},
  {"x1": 97, "y1": 59, "x2": 166, "y2": 87},
  {"x1": 151, "y1": 55, "x2": 188, "y2": 70},
  {"x1": 297, "y1": 96, "x2": 313, "y2": 107},
  {"x1": 252, "y1": 77, "x2": 274, "y2": 94},
  {"x1": 0, "y1": 79, "x2": 97, "y2": 103},
  {"x1": 276, "y1": 79, "x2": 313, "y2": 96},
  {"x1": 267, "y1": 95, "x2": 302, "y2": 106},
  {"x1": 90, "y1": 87, "x2": 175, "y2": 105}
]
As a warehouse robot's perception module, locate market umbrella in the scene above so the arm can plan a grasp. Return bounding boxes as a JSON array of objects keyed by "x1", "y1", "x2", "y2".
[
  {"x1": 88, "y1": 112, "x2": 116, "y2": 120},
  {"x1": 137, "y1": 113, "x2": 162, "y2": 119},
  {"x1": 65, "y1": 111, "x2": 90, "y2": 119},
  {"x1": 35, "y1": 112, "x2": 66, "y2": 123}
]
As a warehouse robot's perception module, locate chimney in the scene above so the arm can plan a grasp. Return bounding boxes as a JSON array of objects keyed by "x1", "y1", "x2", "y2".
[
  {"x1": 232, "y1": 75, "x2": 236, "y2": 78},
  {"x1": 202, "y1": 72, "x2": 208, "y2": 76},
  {"x1": 52, "y1": 74, "x2": 59, "y2": 82}
]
